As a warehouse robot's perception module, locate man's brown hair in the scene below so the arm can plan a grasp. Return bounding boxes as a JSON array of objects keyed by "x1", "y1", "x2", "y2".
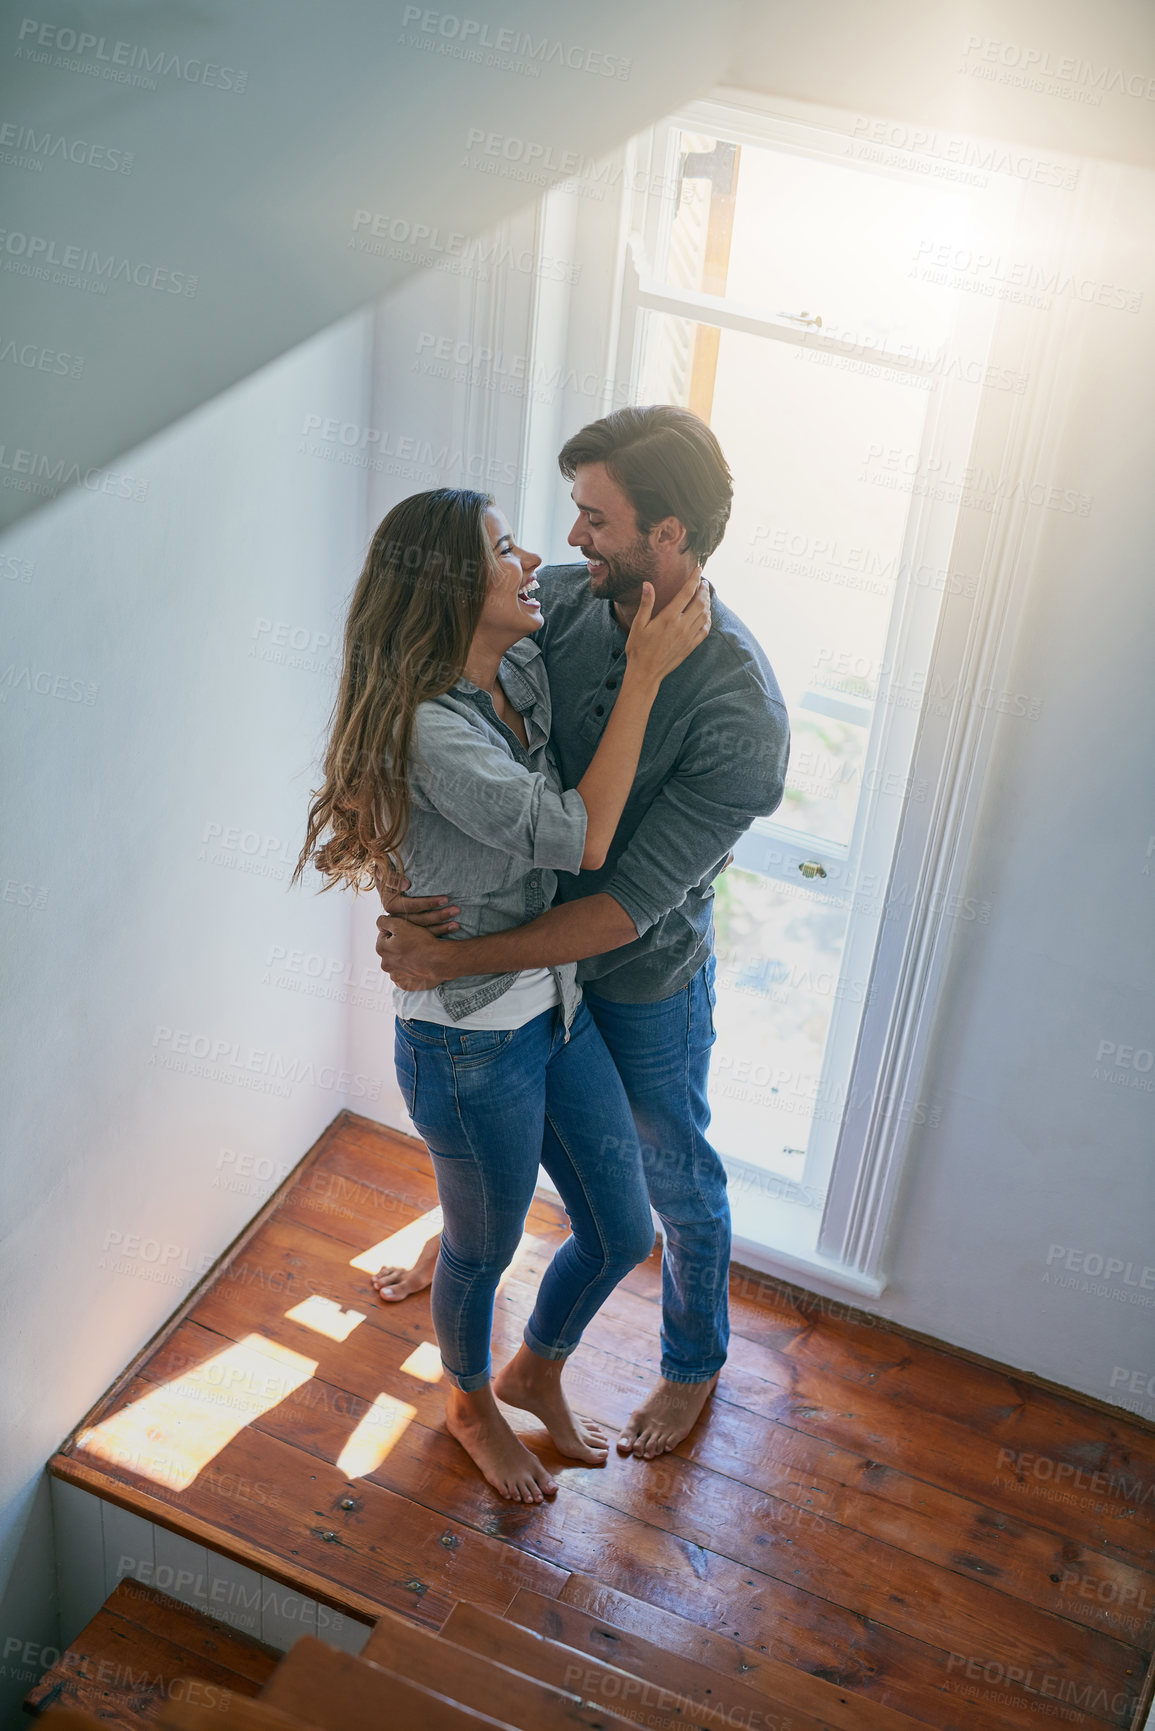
[{"x1": 558, "y1": 405, "x2": 732, "y2": 564}]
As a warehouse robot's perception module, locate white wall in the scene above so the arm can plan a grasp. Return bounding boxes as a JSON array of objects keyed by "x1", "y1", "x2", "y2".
[
  {"x1": 0, "y1": 311, "x2": 373, "y2": 1721},
  {"x1": 875, "y1": 159, "x2": 1155, "y2": 1408}
]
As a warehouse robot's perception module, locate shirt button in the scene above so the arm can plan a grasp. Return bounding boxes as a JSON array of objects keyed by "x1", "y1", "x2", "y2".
[
  {"x1": 605, "y1": 678, "x2": 618, "y2": 690},
  {"x1": 594, "y1": 705, "x2": 605, "y2": 717}
]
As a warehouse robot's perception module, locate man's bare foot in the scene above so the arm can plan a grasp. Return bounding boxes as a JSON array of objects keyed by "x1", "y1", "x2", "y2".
[
  {"x1": 493, "y1": 1344, "x2": 609, "y2": 1464},
  {"x1": 616, "y1": 1372, "x2": 720, "y2": 1458},
  {"x1": 445, "y1": 1383, "x2": 558, "y2": 1503},
  {"x1": 371, "y1": 1232, "x2": 441, "y2": 1302}
]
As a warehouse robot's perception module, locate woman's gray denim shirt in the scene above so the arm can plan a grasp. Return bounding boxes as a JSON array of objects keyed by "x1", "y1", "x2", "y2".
[{"x1": 389, "y1": 637, "x2": 587, "y2": 1035}]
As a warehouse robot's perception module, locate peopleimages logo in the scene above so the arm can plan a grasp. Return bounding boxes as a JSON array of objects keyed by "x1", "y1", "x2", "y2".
[
  {"x1": 959, "y1": 34, "x2": 1155, "y2": 102},
  {"x1": 349, "y1": 208, "x2": 581, "y2": 285},
  {"x1": 412, "y1": 331, "x2": 631, "y2": 409},
  {"x1": 1045, "y1": 1243, "x2": 1155, "y2": 1289},
  {"x1": 149, "y1": 1025, "x2": 384, "y2": 1102},
  {"x1": 911, "y1": 241, "x2": 1142, "y2": 314},
  {"x1": 0, "y1": 118, "x2": 134, "y2": 173},
  {"x1": 0, "y1": 337, "x2": 84, "y2": 377},
  {"x1": 945, "y1": 1652, "x2": 1136, "y2": 1721},
  {"x1": 298, "y1": 412, "x2": 525, "y2": 488},
  {"x1": 399, "y1": 8, "x2": 632, "y2": 79},
  {"x1": 0, "y1": 447, "x2": 146, "y2": 502},
  {"x1": 861, "y1": 445, "x2": 1094, "y2": 516},
  {"x1": 0, "y1": 662, "x2": 99, "y2": 702},
  {"x1": 995, "y1": 1446, "x2": 1154, "y2": 1502},
  {"x1": 14, "y1": 19, "x2": 248, "y2": 92},
  {"x1": 0, "y1": 228, "x2": 197, "y2": 295},
  {"x1": 846, "y1": 118, "x2": 1078, "y2": 189},
  {"x1": 459, "y1": 131, "x2": 688, "y2": 204}
]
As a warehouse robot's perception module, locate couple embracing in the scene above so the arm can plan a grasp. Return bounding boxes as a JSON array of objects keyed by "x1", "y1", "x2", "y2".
[{"x1": 296, "y1": 406, "x2": 789, "y2": 1502}]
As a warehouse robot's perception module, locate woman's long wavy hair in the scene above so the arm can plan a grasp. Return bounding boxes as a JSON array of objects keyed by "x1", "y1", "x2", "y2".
[{"x1": 294, "y1": 488, "x2": 494, "y2": 895}]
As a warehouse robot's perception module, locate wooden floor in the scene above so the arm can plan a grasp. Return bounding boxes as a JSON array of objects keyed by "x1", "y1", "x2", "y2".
[{"x1": 53, "y1": 1112, "x2": 1155, "y2": 1731}]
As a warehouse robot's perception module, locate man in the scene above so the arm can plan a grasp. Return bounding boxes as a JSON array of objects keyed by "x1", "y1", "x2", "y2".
[{"x1": 376, "y1": 405, "x2": 789, "y2": 1457}]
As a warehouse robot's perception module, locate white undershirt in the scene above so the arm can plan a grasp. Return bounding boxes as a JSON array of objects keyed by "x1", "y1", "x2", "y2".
[{"x1": 393, "y1": 966, "x2": 561, "y2": 1030}]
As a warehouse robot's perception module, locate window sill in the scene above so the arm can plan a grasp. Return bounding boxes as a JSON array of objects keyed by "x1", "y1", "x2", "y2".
[{"x1": 729, "y1": 1179, "x2": 887, "y2": 1299}]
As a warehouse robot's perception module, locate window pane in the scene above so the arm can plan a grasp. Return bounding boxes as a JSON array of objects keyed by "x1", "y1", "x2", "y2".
[
  {"x1": 635, "y1": 310, "x2": 931, "y2": 847},
  {"x1": 667, "y1": 128, "x2": 983, "y2": 356},
  {"x1": 712, "y1": 868, "x2": 851, "y2": 1178},
  {"x1": 634, "y1": 307, "x2": 932, "y2": 1176}
]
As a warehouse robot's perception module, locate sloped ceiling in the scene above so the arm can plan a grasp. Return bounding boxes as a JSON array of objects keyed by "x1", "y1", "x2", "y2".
[
  {"x1": 3, "y1": 0, "x2": 1150, "y2": 533},
  {"x1": 0, "y1": 0, "x2": 740, "y2": 530}
]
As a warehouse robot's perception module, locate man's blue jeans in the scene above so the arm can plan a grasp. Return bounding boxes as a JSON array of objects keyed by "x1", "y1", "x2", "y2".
[
  {"x1": 583, "y1": 953, "x2": 729, "y2": 1384},
  {"x1": 393, "y1": 1001, "x2": 654, "y2": 1391}
]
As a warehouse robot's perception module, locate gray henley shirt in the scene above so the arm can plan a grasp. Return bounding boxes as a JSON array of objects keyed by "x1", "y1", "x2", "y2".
[
  {"x1": 536, "y1": 562, "x2": 790, "y2": 1003},
  {"x1": 395, "y1": 635, "x2": 586, "y2": 1031}
]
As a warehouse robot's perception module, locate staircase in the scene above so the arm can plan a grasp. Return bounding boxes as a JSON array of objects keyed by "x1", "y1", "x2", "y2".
[
  {"x1": 37, "y1": 1114, "x2": 1155, "y2": 1731},
  {"x1": 24, "y1": 1578, "x2": 280, "y2": 1726},
  {"x1": 28, "y1": 1567, "x2": 928, "y2": 1730}
]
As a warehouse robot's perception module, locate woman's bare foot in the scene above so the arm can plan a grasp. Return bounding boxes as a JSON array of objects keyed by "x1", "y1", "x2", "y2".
[
  {"x1": 493, "y1": 1345, "x2": 609, "y2": 1465},
  {"x1": 445, "y1": 1383, "x2": 558, "y2": 1503},
  {"x1": 371, "y1": 1232, "x2": 441, "y2": 1302},
  {"x1": 616, "y1": 1372, "x2": 719, "y2": 1458}
]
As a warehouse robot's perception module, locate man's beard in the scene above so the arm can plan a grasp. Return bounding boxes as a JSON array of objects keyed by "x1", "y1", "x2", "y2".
[{"x1": 583, "y1": 536, "x2": 659, "y2": 603}]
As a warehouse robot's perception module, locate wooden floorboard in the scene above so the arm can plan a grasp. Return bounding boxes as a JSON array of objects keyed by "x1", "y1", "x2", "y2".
[
  {"x1": 498, "y1": 1587, "x2": 925, "y2": 1731},
  {"x1": 51, "y1": 1111, "x2": 1155, "y2": 1731}
]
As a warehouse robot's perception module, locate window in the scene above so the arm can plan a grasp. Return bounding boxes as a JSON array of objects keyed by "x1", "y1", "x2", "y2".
[{"x1": 522, "y1": 93, "x2": 1026, "y2": 1286}]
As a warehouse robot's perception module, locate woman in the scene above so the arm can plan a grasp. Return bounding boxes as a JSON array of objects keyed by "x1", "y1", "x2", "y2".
[{"x1": 296, "y1": 488, "x2": 708, "y2": 1502}]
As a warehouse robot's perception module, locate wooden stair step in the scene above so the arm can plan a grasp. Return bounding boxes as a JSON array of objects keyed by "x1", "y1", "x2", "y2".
[
  {"x1": 442, "y1": 1599, "x2": 806, "y2": 1731},
  {"x1": 529, "y1": 1576, "x2": 928, "y2": 1731},
  {"x1": 260, "y1": 1635, "x2": 520, "y2": 1730},
  {"x1": 363, "y1": 1599, "x2": 640, "y2": 1730},
  {"x1": 157, "y1": 1692, "x2": 321, "y2": 1730},
  {"x1": 24, "y1": 1580, "x2": 280, "y2": 1728}
]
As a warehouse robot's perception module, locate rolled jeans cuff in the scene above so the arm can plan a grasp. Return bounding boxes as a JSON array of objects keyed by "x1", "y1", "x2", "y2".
[
  {"x1": 441, "y1": 1359, "x2": 493, "y2": 1393},
  {"x1": 522, "y1": 1321, "x2": 577, "y2": 1364},
  {"x1": 658, "y1": 1362, "x2": 726, "y2": 1385}
]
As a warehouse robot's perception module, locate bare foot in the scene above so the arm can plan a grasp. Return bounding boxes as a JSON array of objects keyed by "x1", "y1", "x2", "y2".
[
  {"x1": 445, "y1": 1384, "x2": 558, "y2": 1503},
  {"x1": 371, "y1": 1232, "x2": 441, "y2": 1302},
  {"x1": 617, "y1": 1373, "x2": 719, "y2": 1458},
  {"x1": 493, "y1": 1345, "x2": 609, "y2": 1464}
]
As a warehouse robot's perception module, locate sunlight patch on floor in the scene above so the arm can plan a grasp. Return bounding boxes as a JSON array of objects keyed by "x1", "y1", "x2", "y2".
[
  {"x1": 336, "y1": 1392, "x2": 417, "y2": 1478},
  {"x1": 400, "y1": 1341, "x2": 444, "y2": 1383},
  {"x1": 76, "y1": 1334, "x2": 317, "y2": 1490},
  {"x1": 284, "y1": 1294, "x2": 367, "y2": 1341},
  {"x1": 349, "y1": 1206, "x2": 443, "y2": 1275}
]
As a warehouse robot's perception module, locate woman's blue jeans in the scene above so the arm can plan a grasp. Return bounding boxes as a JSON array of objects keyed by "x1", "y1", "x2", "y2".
[{"x1": 393, "y1": 1001, "x2": 654, "y2": 1391}]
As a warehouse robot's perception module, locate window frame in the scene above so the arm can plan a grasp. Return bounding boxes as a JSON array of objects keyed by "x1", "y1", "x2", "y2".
[{"x1": 518, "y1": 88, "x2": 1084, "y2": 1293}]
